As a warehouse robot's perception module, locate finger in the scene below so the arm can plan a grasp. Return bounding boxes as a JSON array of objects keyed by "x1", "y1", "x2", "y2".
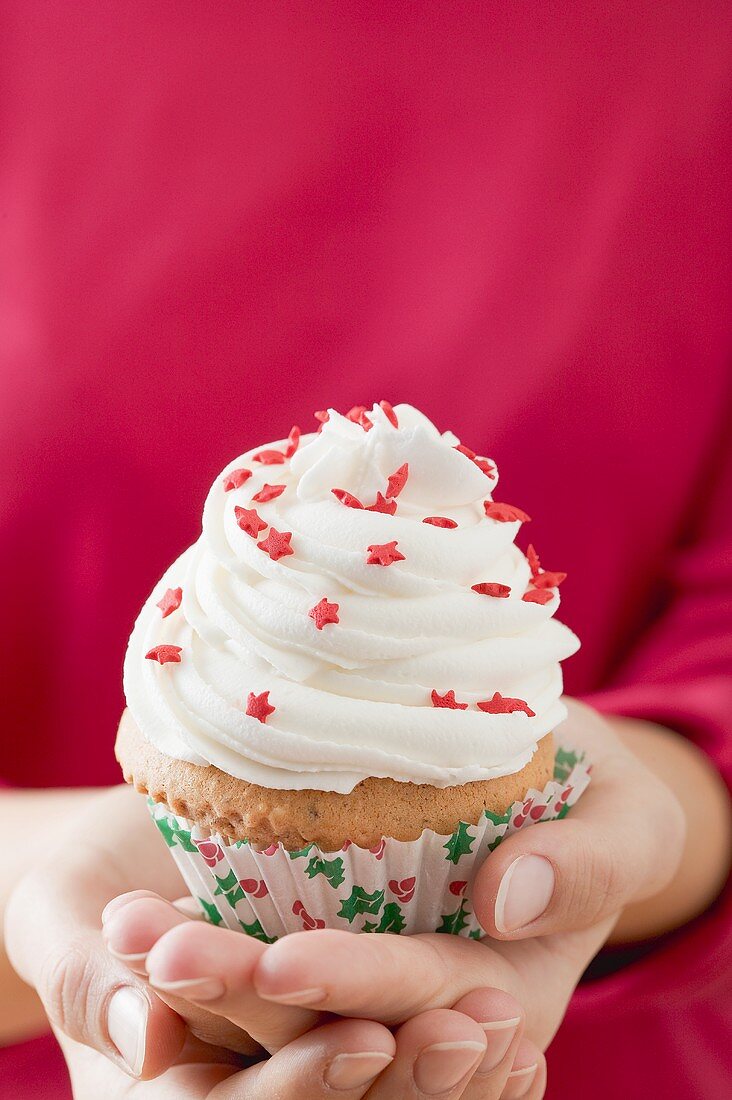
[
  {"x1": 209, "y1": 1018, "x2": 395, "y2": 1099},
  {"x1": 252, "y1": 929, "x2": 513, "y2": 1025},
  {"x1": 365, "y1": 1009, "x2": 486, "y2": 1099},
  {"x1": 473, "y1": 741, "x2": 685, "y2": 938},
  {"x1": 449, "y1": 989, "x2": 524, "y2": 1099},
  {"x1": 103, "y1": 895, "x2": 269, "y2": 1056},
  {"x1": 144, "y1": 918, "x2": 324, "y2": 1052},
  {"x1": 501, "y1": 1039, "x2": 546, "y2": 1099}
]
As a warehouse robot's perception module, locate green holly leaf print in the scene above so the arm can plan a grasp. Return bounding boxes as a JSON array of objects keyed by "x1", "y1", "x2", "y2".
[
  {"x1": 361, "y1": 920, "x2": 378, "y2": 933},
  {"x1": 337, "y1": 887, "x2": 385, "y2": 924},
  {"x1": 436, "y1": 900, "x2": 470, "y2": 936},
  {"x1": 212, "y1": 868, "x2": 245, "y2": 908},
  {"x1": 468, "y1": 928, "x2": 483, "y2": 940},
  {"x1": 238, "y1": 918, "x2": 277, "y2": 944},
  {"x1": 154, "y1": 815, "x2": 198, "y2": 852},
  {"x1": 554, "y1": 747, "x2": 580, "y2": 782},
  {"x1": 374, "y1": 902, "x2": 406, "y2": 934},
  {"x1": 197, "y1": 898, "x2": 224, "y2": 926},
  {"x1": 483, "y1": 808, "x2": 511, "y2": 827},
  {"x1": 288, "y1": 843, "x2": 315, "y2": 860},
  {"x1": 305, "y1": 855, "x2": 345, "y2": 889},
  {"x1": 444, "y1": 822, "x2": 475, "y2": 864}
]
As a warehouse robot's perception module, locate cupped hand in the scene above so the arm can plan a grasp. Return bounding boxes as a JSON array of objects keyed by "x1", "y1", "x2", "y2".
[{"x1": 111, "y1": 699, "x2": 684, "y2": 1065}]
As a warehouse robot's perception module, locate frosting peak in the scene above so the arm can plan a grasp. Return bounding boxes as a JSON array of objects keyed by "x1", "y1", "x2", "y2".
[{"x1": 124, "y1": 403, "x2": 579, "y2": 792}]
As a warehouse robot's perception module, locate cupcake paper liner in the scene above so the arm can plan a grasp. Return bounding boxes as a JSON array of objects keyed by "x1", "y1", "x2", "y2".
[{"x1": 149, "y1": 746, "x2": 590, "y2": 941}]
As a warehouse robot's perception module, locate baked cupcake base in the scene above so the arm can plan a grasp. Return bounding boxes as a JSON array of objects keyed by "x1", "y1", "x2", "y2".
[{"x1": 116, "y1": 709, "x2": 554, "y2": 851}]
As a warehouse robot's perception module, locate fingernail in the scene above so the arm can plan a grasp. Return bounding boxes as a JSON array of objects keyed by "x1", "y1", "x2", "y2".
[
  {"x1": 413, "y1": 1041, "x2": 486, "y2": 1094},
  {"x1": 325, "y1": 1051, "x2": 394, "y2": 1089},
  {"x1": 503, "y1": 1063, "x2": 538, "y2": 1098},
  {"x1": 475, "y1": 1017, "x2": 521, "y2": 1073},
  {"x1": 147, "y1": 976, "x2": 226, "y2": 1002},
  {"x1": 259, "y1": 986, "x2": 327, "y2": 1006},
  {"x1": 107, "y1": 987, "x2": 148, "y2": 1077},
  {"x1": 495, "y1": 856, "x2": 555, "y2": 933}
]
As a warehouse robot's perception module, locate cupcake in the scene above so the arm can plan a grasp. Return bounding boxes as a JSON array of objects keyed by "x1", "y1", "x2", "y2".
[{"x1": 117, "y1": 401, "x2": 587, "y2": 940}]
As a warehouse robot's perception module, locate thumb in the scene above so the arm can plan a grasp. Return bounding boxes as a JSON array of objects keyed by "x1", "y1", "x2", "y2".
[
  {"x1": 473, "y1": 753, "x2": 685, "y2": 939},
  {"x1": 6, "y1": 872, "x2": 186, "y2": 1080}
]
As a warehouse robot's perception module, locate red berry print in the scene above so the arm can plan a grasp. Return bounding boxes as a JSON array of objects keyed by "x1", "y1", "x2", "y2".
[
  {"x1": 388, "y1": 877, "x2": 416, "y2": 903},
  {"x1": 257, "y1": 528, "x2": 294, "y2": 560},
  {"x1": 366, "y1": 541, "x2": 405, "y2": 566},
  {"x1": 194, "y1": 839, "x2": 224, "y2": 867},
  {"x1": 471, "y1": 582, "x2": 511, "y2": 598},
  {"x1": 369, "y1": 839, "x2": 386, "y2": 860},
  {"x1": 483, "y1": 501, "x2": 532, "y2": 523},
  {"x1": 235, "y1": 506, "x2": 268, "y2": 538},
  {"x1": 145, "y1": 645, "x2": 182, "y2": 665},
  {"x1": 449, "y1": 880, "x2": 468, "y2": 897},
  {"x1": 379, "y1": 400, "x2": 399, "y2": 427},
  {"x1": 252, "y1": 483, "x2": 286, "y2": 503},
  {"x1": 431, "y1": 689, "x2": 468, "y2": 710},
  {"x1": 309, "y1": 598, "x2": 340, "y2": 630},
  {"x1": 222, "y1": 468, "x2": 252, "y2": 492},
  {"x1": 240, "y1": 878, "x2": 269, "y2": 898},
  {"x1": 331, "y1": 488, "x2": 364, "y2": 509},
  {"x1": 385, "y1": 463, "x2": 409, "y2": 499},
  {"x1": 292, "y1": 900, "x2": 326, "y2": 930},
  {"x1": 157, "y1": 587, "x2": 183, "y2": 617},
  {"x1": 423, "y1": 516, "x2": 458, "y2": 528},
  {"x1": 476, "y1": 692, "x2": 535, "y2": 716},
  {"x1": 246, "y1": 690, "x2": 275, "y2": 723}
]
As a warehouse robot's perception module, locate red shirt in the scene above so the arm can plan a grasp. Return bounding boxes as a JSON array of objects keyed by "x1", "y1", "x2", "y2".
[{"x1": 1, "y1": 3, "x2": 730, "y2": 1097}]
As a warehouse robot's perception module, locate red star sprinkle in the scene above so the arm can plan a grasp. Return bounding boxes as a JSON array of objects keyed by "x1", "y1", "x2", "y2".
[
  {"x1": 252, "y1": 483, "x2": 286, "y2": 503},
  {"x1": 526, "y1": 544, "x2": 542, "y2": 576},
  {"x1": 145, "y1": 645, "x2": 182, "y2": 665},
  {"x1": 235, "y1": 506, "x2": 268, "y2": 538},
  {"x1": 314, "y1": 410, "x2": 329, "y2": 433},
  {"x1": 477, "y1": 692, "x2": 535, "y2": 716},
  {"x1": 285, "y1": 425, "x2": 300, "y2": 457},
  {"x1": 346, "y1": 405, "x2": 373, "y2": 431},
  {"x1": 252, "y1": 449, "x2": 286, "y2": 465},
  {"x1": 366, "y1": 491, "x2": 397, "y2": 515},
  {"x1": 246, "y1": 690, "x2": 275, "y2": 723},
  {"x1": 522, "y1": 589, "x2": 554, "y2": 605},
  {"x1": 483, "y1": 501, "x2": 532, "y2": 523},
  {"x1": 379, "y1": 400, "x2": 399, "y2": 428},
  {"x1": 332, "y1": 488, "x2": 364, "y2": 509},
  {"x1": 473, "y1": 457, "x2": 496, "y2": 477},
  {"x1": 366, "y1": 540, "x2": 405, "y2": 566},
  {"x1": 532, "y1": 570, "x2": 567, "y2": 589},
  {"x1": 454, "y1": 443, "x2": 476, "y2": 459},
  {"x1": 157, "y1": 587, "x2": 183, "y2": 617},
  {"x1": 423, "y1": 516, "x2": 458, "y2": 528},
  {"x1": 385, "y1": 463, "x2": 409, "y2": 499},
  {"x1": 431, "y1": 689, "x2": 468, "y2": 710},
  {"x1": 471, "y1": 582, "x2": 511, "y2": 598},
  {"x1": 222, "y1": 468, "x2": 252, "y2": 492},
  {"x1": 257, "y1": 528, "x2": 294, "y2": 560},
  {"x1": 309, "y1": 597, "x2": 340, "y2": 629}
]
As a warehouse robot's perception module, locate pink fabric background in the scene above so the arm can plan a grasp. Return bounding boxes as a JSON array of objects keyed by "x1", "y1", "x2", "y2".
[{"x1": 1, "y1": 3, "x2": 730, "y2": 1096}]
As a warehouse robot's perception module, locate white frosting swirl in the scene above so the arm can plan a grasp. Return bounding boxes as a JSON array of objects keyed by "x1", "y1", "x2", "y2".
[{"x1": 124, "y1": 403, "x2": 579, "y2": 793}]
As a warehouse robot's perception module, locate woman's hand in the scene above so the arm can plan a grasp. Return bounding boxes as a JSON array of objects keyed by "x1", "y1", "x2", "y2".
[
  {"x1": 99, "y1": 699, "x2": 686, "y2": 1066},
  {"x1": 4, "y1": 782, "x2": 544, "y2": 1097}
]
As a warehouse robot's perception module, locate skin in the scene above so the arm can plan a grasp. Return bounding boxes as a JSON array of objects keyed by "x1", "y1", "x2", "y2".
[{"x1": 4, "y1": 700, "x2": 731, "y2": 1098}]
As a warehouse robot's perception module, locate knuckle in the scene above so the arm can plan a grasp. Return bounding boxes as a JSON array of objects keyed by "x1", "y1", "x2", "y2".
[
  {"x1": 38, "y1": 935, "x2": 102, "y2": 1042},
  {"x1": 563, "y1": 832, "x2": 625, "y2": 924}
]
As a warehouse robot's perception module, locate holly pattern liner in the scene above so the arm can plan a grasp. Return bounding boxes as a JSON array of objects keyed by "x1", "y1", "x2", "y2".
[{"x1": 149, "y1": 746, "x2": 590, "y2": 941}]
